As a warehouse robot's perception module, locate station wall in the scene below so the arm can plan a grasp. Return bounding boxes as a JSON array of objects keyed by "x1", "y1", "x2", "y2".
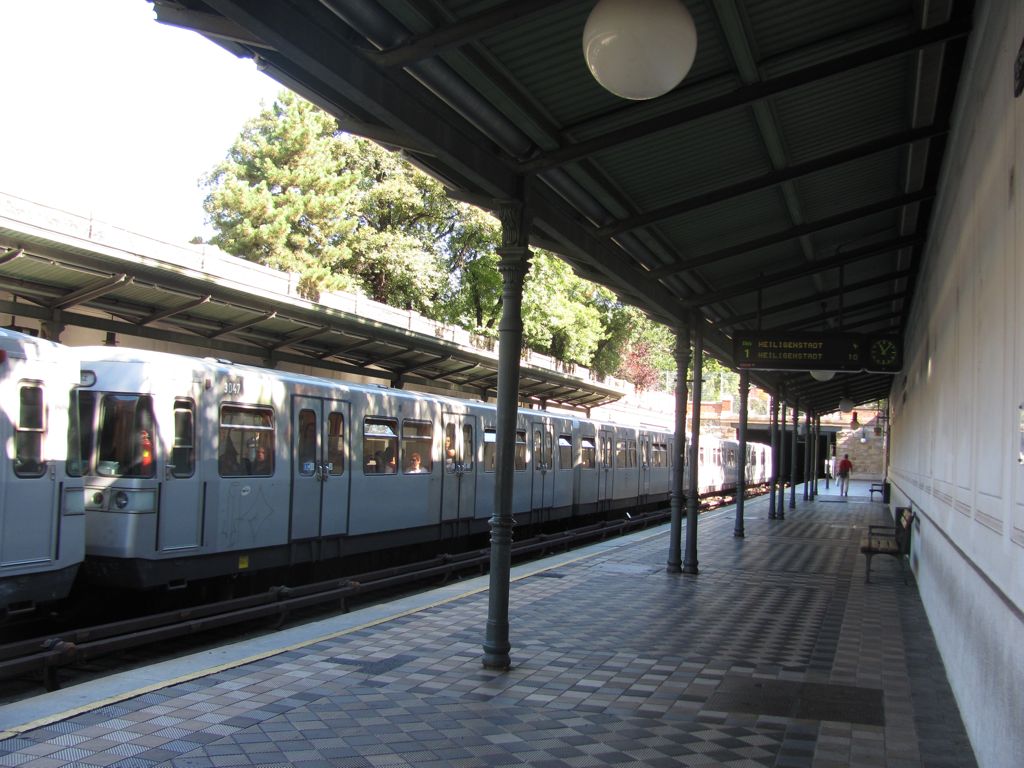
[{"x1": 889, "y1": 0, "x2": 1023, "y2": 765}]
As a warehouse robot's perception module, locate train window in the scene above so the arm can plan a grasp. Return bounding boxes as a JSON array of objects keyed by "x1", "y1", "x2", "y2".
[
  {"x1": 444, "y1": 423, "x2": 457, "y2": 471},
  {"x1": 364, "y1": 416, "x2": 398, "y2": 474},
  {"x1": 483, "y1": 428, "x2": 496, "y2": 472},
  {"x1": 533, "y1": 430, "x2": 543, "y2": 470},
  {"x1": 641, "y1": 440, "x2": 650, "y2": 467},
  {"x1": 171, "y1": 399, "x2": 195, "y2": 478},
  {"x1": 728, "y1": 448, "x2": 736, "y2": 467},
  {"x1": 600, "y1": 434, "x2": 611, "y2": 467},
  {"x1": 67, "y1": 390, "x2": 94, "y2": 477},
  {"x1": 580, "y1": 436, "x2": 596, "y2": 469},
  {"x1": 403, "y1": 420, "x2": 433, "y2": 474},
  {"x1": 93, "y1": 394, "x2": 157, "y2": 478},
  {"x1": 652, "y1": 442, "x2": 668, "y2": 468},
  {"x1": 628, "y1": 440, "x2": 637, "y2": 468},
  {"x1": 296, "y1": 409, "x2": 317, "y2": 476},
  {"x1": 699, "y1": 446, "x2": 705, "y2": 464},
  {"x1": 220, "y1": 405, "x2": 273, "y2": 477},
  {"x1": 13, "y1": 383, "x2": 46, "y2": 477},
  {"x1": 615, "y1": 440, "x2": 627, "y2": 467},
  {"x1": 558, "y1": 435, "x2": 572, "y2": 469},
  {"x1": 462, "y1": 425, "x2": 474, "y2": 470},
  {"x1": 328, "y1": 412, "x2": 344, "y2": 475},
  {"x1": 13, "y1": 382, "x2": 45, "y2": 479},
  {"x1": 514, "y1": 430, "x2": 527, "y2": 470}
]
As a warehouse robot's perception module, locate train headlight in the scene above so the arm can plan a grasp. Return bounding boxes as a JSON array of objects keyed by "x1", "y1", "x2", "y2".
[
  {"x1": 114, "y1": 491, "x2": 130, "y2": 509},
  {"x1": 92, "y1": 491, "x2": 104, "y2": 505}
]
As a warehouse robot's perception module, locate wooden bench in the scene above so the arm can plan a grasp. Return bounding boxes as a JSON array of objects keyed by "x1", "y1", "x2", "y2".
[
  {"x1": 860, "y1": 506, "x2": 913, "y2": 583},
  {"x1": 869, "y1": 482, "x2": 885, "y2": 501}
]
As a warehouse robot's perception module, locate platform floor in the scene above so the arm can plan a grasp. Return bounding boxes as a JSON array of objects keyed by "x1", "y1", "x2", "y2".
[{"x1": 0, "y1": 488, "x2": 976, "y2": 767}]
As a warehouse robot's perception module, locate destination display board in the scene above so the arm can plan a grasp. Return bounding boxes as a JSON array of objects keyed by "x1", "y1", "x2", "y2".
[{"x1": 733, "y1": 332, "x2": 902, "y2": 373}]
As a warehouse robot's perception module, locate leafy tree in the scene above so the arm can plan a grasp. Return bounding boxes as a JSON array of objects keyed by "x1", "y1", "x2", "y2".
[
  {"x1": 521, "y1": 253, "x2": 606, "y2": 366},
  {"x1": 202, "y1": 90, "x2": 358, "y2": 300},
  {"x1": 339, "y1": 136, "x2": 453, "y2": 313},
  {"x1": 435, "y1": 205, "x2": 503, "y2": 336}
]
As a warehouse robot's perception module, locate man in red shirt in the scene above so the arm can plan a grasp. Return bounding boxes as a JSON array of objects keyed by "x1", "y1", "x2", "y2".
[{"x1": 837, "y1": 453, "x2": 853, "y2": 496}]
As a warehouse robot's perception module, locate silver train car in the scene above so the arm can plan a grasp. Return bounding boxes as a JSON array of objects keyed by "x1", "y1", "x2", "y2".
[
  {"x1": 71, "y1": 347, "x2": 687, "y2": 590},
  {"x1": 3, "y1": 342, "x2": 772, "y2": 610},
  {"x1": 0, "y1": 328, "x2": 84, "y2": 615}
]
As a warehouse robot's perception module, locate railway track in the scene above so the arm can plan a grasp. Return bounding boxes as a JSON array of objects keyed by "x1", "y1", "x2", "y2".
[{"x1": 1, "y1": 506, "x2": 688, "y2": 697}]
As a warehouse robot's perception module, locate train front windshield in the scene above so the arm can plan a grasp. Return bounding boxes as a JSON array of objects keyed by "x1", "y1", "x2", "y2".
[{"x1": 68, "y1": 391, "x2": 156, "y2": 478}]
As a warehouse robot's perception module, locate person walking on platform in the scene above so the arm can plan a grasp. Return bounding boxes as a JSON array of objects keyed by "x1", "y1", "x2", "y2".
[{"x1": 837, "y1": 453, "x2": 853, "y2": 496}]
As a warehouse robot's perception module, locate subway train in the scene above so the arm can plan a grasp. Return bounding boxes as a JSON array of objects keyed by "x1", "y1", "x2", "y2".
[
  {"x1": 0, "y1": 328, "x2": 84, "y2": 614},
  {"x1": 1, "y1": 329, "x2": 772, "y2": 615}
]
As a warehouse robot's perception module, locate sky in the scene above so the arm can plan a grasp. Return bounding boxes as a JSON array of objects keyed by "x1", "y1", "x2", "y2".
[{"x1": 0, "y1": 0, "x2": 283, "y2": 244}]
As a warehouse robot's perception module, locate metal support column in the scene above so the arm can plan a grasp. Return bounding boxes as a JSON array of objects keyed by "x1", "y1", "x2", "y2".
[
  {"x1": 482, "y1": 200, "x2": 531, "y2": 671},
  {"x1": 789, "y1": 403, "x2": 799, "y2": 509},
  {"x1": 41, "y1": 309, "x2": 64, "y2": 342},
  {"x1": 666, "y1": 320, "x2": 690, "y2": 573},
  {"x1": 824, "y1": 427, "x2": 831, "y2": 489},
  {"x1": 683, "y1": 313, "x2": 702, "y2": 575},
  {"x1": 768, "y1": 394, "x2": 778, "y2": 519},
  {"x1": 776, "y1": 398, "x2": 787, "y2": 520},
  {"x1": 734, "y1": 369, "x2": 749, "y2": 537},
  {"x1": 803, "y1": 411, "x2": 811, "y2": 501}
]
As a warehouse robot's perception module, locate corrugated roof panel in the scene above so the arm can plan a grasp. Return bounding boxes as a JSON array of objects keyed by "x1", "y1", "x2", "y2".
[
  {"x1": 656, "y1": 186, "x2": 793, "y2": 257},
  {"x1": 594, "y1": 109, "x2": 772, "y2": 211},
  {"x1": 794, "y1": 152, "x2": 904, "y2": 220},
  {"x1": 772, "y1": 59, "x2": 912, "y2": 162},
  {"x1": 745, "y1": 0, "x2": 914, "y2": 64}
]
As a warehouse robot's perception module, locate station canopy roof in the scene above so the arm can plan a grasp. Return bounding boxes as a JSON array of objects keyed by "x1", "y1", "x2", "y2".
[{"x1": 149, "y1": 0, "x2": 973, "y2": 416}]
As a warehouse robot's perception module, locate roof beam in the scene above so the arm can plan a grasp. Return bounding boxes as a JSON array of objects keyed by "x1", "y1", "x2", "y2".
[
  {"x1": 139, "y1": 295, "x2": 213, "y2": 326},
  {"x1": 519, "y1": 19, "x2": 971, "y2": 173},
  {"x1": 270, "y1": 324, "x2": 329, "y2": 351},
  {"x1": 651, "y1": 189, "x2": 934, "y2": 278},
  {"x1": 208, "y1": 310, "x2": 277, "y2": 339},
  {"x1": 715, "y1": 269, "x2": 912, "y2": 328},
  {"x1": 0, "y1": 248, "x2": 24, "y2": 266},
  {"x1": 597, "y1": 124, "x2": 947, "y2": 238},
  {"x1": 152, "y1": 3, "x2": 270, "y2": 48},
  {"x1": 50, "y1": 274, "x2": 130, "y2": 310},
  {"x1": 683, "y1": 235, "x2": 922, "y2": 307},
  {"x1": 368, "y1": 0, "x2": 569, "y2": 68},
  {"x1": 783, "y1": 292, "x2": 908, "y2": 331}
]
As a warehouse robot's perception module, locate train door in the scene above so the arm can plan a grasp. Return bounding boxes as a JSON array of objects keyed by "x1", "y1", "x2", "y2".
[
  {"x1": 598, "y1": 427, "x2": 613, "y2": 510},
  {"x1": 441, "y1": 414, "x2": 477, "y2": 522},
  {"x1": 639, "y1": 432, "x2": 651, "y2": 499},
  {"x1": 1, "y1": 379, "x2": 58, "y2": 568},
  {"x1": 291, "y1": 396, "x2": 350, "y2": 539},
  {"x1": 158, "y1": 397, "x2": 203, "y2": 550},
  {"x1": 575, "y1": 428, "x2": 598, "y2": 514},
  {"x1": 531, "y1": 422, "x2": 554, "y2": 512}
]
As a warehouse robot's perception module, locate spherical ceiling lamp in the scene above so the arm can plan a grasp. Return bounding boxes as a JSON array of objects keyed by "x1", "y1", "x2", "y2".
[
  {"x1": 809, "y1": 370, "x2": 836, "y2": 382},
  {"x1": 583, "y1": 0, "x2": 698, "y2": 100},
  {"x1": 838, "y1": 397, "x2": 855, "y2": 413}
]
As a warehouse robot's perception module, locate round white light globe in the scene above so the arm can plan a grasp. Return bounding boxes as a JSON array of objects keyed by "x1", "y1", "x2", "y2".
[
  {"x1": 583, "y1": 0, "x2": 698, "y2": 100},
  {"x1": 838, "y1": 397, "x2": 855, "y2": 413},
  {"x1": 809, "y1": 370, "x2": 836, "y2": 382}
]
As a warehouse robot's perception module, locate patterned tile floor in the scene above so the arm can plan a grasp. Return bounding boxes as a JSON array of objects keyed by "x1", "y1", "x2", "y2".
[{"x1": 0, "y1": 492, "x2": 977, "y2": 767}]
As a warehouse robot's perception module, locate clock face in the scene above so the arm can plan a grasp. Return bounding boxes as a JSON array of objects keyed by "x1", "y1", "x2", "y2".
[{"x1": 870, "y1": 338, "x2": 898, "y2": 368}]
